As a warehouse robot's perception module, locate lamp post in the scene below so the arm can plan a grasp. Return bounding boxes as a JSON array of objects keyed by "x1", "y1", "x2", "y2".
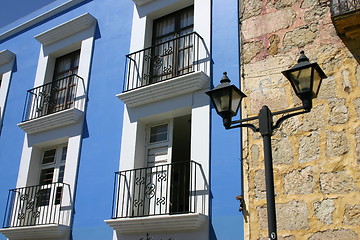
[{"x1": 206, "y1": 51, "x2": 326, "y2": 240}]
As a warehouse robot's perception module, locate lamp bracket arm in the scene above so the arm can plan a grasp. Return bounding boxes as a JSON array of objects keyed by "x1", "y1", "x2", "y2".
[
  {"x1": 272, "y1": 105, "x2": 305, "y2": 116},
  {"x1": 231, "y1": 115, "x2": 259, "y2": 124},
  {"x1": 273, "y1": 109, "x2": 310, "y2": 130},
  {"x1": 227, "y1": 123, "x2": 258, "y2": 132}
]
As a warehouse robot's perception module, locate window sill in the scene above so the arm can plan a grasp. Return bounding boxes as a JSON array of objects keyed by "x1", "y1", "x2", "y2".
[
  {"x1": 0, "y1": 224, "x2": 70, "y2": 239},
  {"x1": 17, "y1": 108, "x2": 83, "y2": 134},
  {"x1": 117, "y1": 71, "x2": 210, "y2": 108},
  {"x1": 105, "y1": 213, "x2": 207, "y2": 234}
]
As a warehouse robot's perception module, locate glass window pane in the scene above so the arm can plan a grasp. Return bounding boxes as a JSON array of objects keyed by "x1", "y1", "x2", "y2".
[
  {"x1": 150, "y1": 124, "x2": 168, "y2": 143},
  {"x1": 39, "y1": 168, "x2": 54, "y2": 185},
  {"x1": 61, "y1": 146, "x2": 67, "y2": 162},
  {"x1": 42, "y1": 149, "x2": 56, "y2": 164},
  {"x1": 58, "y1": 166, "x2": 65, "y2": 183}
]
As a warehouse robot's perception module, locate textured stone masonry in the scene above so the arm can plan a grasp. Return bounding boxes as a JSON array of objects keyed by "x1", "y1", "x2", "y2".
[{"x1": 240, "y1": 0, "x2": 360, "y2": 239}]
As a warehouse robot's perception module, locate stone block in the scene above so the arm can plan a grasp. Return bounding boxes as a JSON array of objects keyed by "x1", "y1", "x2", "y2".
[
  {"x1": 343, "y1": 204, "x2": 360, "y2": 226},
  {"x1": 283, "y1": 24, "x2": 317, "y2": 50},
  {"x1": 242, "y1": 40, "x2": 263, "y2": 63},
  {"x1": 241, "y1": 0, "x2": 262, "y2": 20},
  {"x1": 318, "y1": 76, "x2": 336, "y2": 99},
  {"x1": 314, "y1": 199, "x2": 335, "y2": 225},
  {"x1": 304, "y1": 5, "x2": 327, "y2": 23},
  {"x1": 299, "y1": 132, "x2": 320, "y2": 163},
  {"x1": 268, "y1": 34, "x2": 280, "y2": 56},
  {"x1": 251, "y1": 144, "x2": 260, "y2": 167},
  {"x1": 328, "y1": 98, "x2": 349, "y2": 125},
  {"x1": 355, "y1": 98, "x2": 360, "y2": 120},
  {"x1": 272, "y1": 137, "x2": 293, "y2": 165},
  {"x1": 254, "y1": 169, "x2": 266, "y2": 199},
  {"x1": 258, "y1": 201, "x2": 309, "y2": 230},
  {"x1": 320, "y1": 171, "x2": 356, "y2": 194},
  {"x1": 273, "y1": 0, "x2": 297, "y2": 9},
  {"x1": 309, "y1": 229, "x2": 359, "y2": 240},
  {"x1": 249, "y1": 87, "x2": 288, "y2": 114},
  {"x1": 356, "y1": 127, "x2": 360, "y2": 164},
  {"x1": 301, "y1": 0, "x2": 317, "y2": 8},
  {"x1": 342, "y1": 69, "x2": 352, "y2": 93},
  {"x1": 242, "y1": 9, "x2": 296, "y2": 40},
  {"x1": 301, "y1": 104, "x2": 325, "y2": 131},
  {"x1": 326, "y1": 130, "x2": 349, "y2": 157},
  {"x1": 284, "y1": 166, "x2": 315, "y2": 194}
]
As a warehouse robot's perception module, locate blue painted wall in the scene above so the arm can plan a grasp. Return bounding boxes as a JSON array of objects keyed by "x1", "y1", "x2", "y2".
[
  {"x1": 0, "y1": 0, "x2": 244, "y2": 239},
  {"x1": 211, "y1": 0, "x2": 243, "y2": 239}
]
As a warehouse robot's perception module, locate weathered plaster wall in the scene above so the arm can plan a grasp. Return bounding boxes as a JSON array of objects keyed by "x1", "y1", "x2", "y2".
[{"x1": 239, "y1": 0, "x2": 360, "y2": 239}]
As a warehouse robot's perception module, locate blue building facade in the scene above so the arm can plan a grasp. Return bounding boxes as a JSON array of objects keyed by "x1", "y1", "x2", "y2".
[{"x1": 0, "y1": 0, "x2": 242, "y2": 239}]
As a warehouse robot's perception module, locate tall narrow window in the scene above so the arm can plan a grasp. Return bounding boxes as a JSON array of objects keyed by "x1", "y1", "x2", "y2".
[
  {"x1": 38, "y1": 145, "x2": 67, "y2": 206},
  {"x1": 36, "y1": 50, "x2": 80, "y2": 117},
  {"x1": 48, "y1": 50, "x2": 80, "y2": 114},
  {"x1": 149, "y1": 6, "x2": 194, "y2": 82}
]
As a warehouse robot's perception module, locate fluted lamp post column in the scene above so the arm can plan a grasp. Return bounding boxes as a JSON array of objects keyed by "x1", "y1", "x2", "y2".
[{"x1": 206, "y1": 51, "x2": 326, "y2": 240}]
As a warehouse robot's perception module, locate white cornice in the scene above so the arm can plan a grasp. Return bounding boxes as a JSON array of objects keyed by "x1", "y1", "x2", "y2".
[
  {"x1": 0, "y1": 224, "x2": 70, "y2": 239},
  {"x1": 0, "y1": 0, "x2": 88, "y2": 42},
  {"x1": 17, "y1": 108, "x2": 83, "y2": 134},
  {"x1": 105, "y1": 213, "x2": 208, "y2": 233},
  {"x1": 117, "y1": 71, "x2": 210, "y2": 108},
  {"x1": 132, "y1": 0, "x2": 155, "y2": 6},
  {"x1": 34, "y1": 13, "x2": 97, "y2": 46},
  {"x1": 0, "y1": 50, "x2": 15, "y2": 66}
]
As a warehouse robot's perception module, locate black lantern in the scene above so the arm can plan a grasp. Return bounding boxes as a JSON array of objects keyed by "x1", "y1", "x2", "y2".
[
  {"x1": 206, "y1": 72, "x2": 246, "y2": 128},
  {"x1": 282, "y1": 50, "x2": 327, "y2": 110}
]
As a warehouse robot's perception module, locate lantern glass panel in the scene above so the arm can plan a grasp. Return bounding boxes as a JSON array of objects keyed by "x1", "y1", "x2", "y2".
[
  {"x1": 312, "y1": 68, "x2": 322, "y2": 96},
  {"x1": 212, "y1": 88, "x2": 231, "y2": 113},
  {"x1": 231, "y1": 88, "x2": 241, "y2": 115},
  {"x1": 289, "y1": 67, "x2": 312, "y2": 94}
]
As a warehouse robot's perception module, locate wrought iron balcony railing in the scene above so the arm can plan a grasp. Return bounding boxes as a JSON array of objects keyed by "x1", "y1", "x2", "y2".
[
  {"x1": 331, "y1": 0, "x2": 360, "y2": 16},
  {"x1": 22, "y1": 74, "x2": 84, "y2": 122},
  {"x1": 123, "y1": 32, "x2": 209, "y2": 92},
  {"x1": 2, "y1": 183, "x2": 72, "y2": 228},
  {"x1": 111, "y1": 161, "x2": 208, "y2": 219}
]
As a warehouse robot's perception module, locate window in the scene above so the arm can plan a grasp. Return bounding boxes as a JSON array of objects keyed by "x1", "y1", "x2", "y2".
[
  {"x1": 149, "y1": 6, "x2": 194, "y2": 83},
  {"x1": 38, "y1": 145, "x2": 67, "y2": 206},
  {"x1": 36, "y1": 50, "x2": 80, "y2": 117}
]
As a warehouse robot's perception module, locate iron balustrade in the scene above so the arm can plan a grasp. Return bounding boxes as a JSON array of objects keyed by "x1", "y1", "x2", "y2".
[
  {"x1": 3, "y1": 183, "x2": 71, "y2": 228},
  {"x1": 331, "y1": 0, "x2": 360, "y2": 16},
  {"x1": 111, "y1": 161, "x2": 208, "y2": 219},
  {"x1": 124, "y1": 32, "x2": 208, "y2": 92},
  {"x1": 22, "y1": 74, "x2": 83, "y2": 122}
]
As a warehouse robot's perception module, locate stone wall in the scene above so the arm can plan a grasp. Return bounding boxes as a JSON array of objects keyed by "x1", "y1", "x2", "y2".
[{"x1": 239, "y1": 0, "x2": 360, "y2": 239}]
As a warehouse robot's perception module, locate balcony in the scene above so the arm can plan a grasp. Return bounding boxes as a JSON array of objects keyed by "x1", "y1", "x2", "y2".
[
  {"x1": 105, "y1": 161, "x2": 208, "y2": 233},
  {"x1": 118, "y1": 32, "x2": 210, "y2": 107},
  {"x1": 17, "y1": 74, "x2": 85, "y2": 134},
  {"x1": 331, "y1": 0, "x2": 360, "y2": 63},
  {"x1": 0, "y1": 183, "x2": 72, "y2": 239}
]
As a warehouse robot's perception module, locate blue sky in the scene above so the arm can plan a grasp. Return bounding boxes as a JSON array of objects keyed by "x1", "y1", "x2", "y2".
[{"x1": 0, "y1": 0, "x2": 57, "y2": 28}]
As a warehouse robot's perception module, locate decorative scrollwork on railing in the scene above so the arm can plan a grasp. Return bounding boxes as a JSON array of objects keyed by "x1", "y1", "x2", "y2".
[
  {"x1": 145, "y1": 183, "x2": 156, "y2": 199},
  {"x1": 133, "y1": 199, "x2": 144, "y2": 208},
  {"x1": 157, "y1": 172, "x2": 167, "y2": 182},
  {"x1": 17, "y1": 191, "x2": 42, "y2": 220},
  {"x1": 135, "y1": 176, "x2": 146, "y2": 185},
  {"x1": 140, "y1": 233, "x2": 176, "y2": 240},
  {"x1": 331, "y1": 0, "x2": 360, "y2": 16},
  {"x1": 156, "y1": 197, "x2": 166, "y2": 206},
  {"x1": 153, "y1": 56, "x2": 163, "y2": 70},
  {"x1": 164, "y1": 46, "x2": 173, "y2": 55}
]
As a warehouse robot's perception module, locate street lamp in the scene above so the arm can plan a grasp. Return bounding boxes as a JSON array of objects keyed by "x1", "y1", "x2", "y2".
[{"x1": 206, "y1": 51, "x2": 326, "y2": 240}]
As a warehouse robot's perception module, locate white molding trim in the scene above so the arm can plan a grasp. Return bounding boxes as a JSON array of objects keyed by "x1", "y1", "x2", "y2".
[
  {"x1": 0, "y1": 224, "x2": 70, "y2": 239},
  {"x1": 0, "y1": 50, "x2": 15, "y2": 66},
  {"x1": 132, "y1": 0, "x2": 155, "y2": 6},
  {"x1": 17, "y1": 108, "x2": 83, "y2": 134},
  {"x1": 117, "y1": 71, "x2": 210, "y2": 108},
  {"x1": 0, "y1": 0, "x2": 88, "y2": 42},
  {"x1": 34, "y1": 13, "x2": 97, "y2": 46},
  {"x1": 105, "y1": 213, "x2": 207, "y2": 233}
]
